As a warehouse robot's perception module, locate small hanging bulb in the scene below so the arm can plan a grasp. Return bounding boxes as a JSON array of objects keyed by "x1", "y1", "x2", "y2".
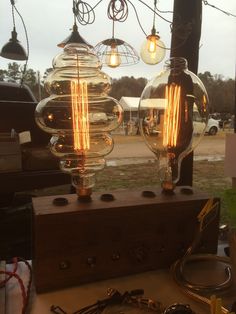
[
  {"x1": 105, "y1": 44, "x2": 121, "y2": 68},
  {"x1": 140, "y1": 27, "x2": 166, "y2": 65}
]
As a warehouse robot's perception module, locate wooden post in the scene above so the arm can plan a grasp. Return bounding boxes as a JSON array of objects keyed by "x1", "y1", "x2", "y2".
[{"x1": 170, "y1": 0, "x2": 202, "y2": 186}]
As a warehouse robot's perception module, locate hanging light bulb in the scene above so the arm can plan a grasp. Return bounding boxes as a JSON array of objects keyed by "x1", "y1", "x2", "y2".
[
  {"x1": 94, "y1": 19, "x2": 139, "y2": 68},
  {"x1": 140, "y1": 29, "x2": 166, "y2": 65},
  {"x1": 140, "y1": 0, "x2": 166, "y2": 65},
  {"x1": 105, "y1": 43, "x2": 121, "y2": 68},
  {"x1": 138, "y1": 57, "x2": 209, "y2": 193},
  {"x1": 35, "y1": 43, "x2": 123, "y2": 200}
]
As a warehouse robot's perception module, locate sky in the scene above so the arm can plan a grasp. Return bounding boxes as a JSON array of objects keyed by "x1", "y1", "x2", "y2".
[{"x1": 0, "y1": 0, "x2": 235, "y2": 80}]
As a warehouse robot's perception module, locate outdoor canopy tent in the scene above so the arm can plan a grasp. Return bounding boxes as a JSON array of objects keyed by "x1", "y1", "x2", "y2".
[{"x1": 119, "y1": 97, "x2": 140, "y2": 122}]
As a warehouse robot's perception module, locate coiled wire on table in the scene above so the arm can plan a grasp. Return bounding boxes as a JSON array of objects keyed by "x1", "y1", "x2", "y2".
[{"x1": 170, "y1": 200, "x2": 233, "y2": 313}]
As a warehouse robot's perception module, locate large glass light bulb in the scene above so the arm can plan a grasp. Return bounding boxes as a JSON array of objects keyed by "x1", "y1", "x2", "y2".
[
  {"x1": 105, "y1": 44, "x2": 121, "y2": 68},
  {"x1": 140, "y1": 34, "x2": 166, "y2": 65},
  {"x1": 35, "y1": 43, "x2": 123, "y2": 200},
  {"x1": 138, "y1": 57, "x2": 209, "y2": 192}
]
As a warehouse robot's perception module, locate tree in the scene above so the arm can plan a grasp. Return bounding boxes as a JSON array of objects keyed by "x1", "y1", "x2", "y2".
[
  {"x1": 0, "y1": 62, "x2": 40, "y2": 100},
  {"x1": 109, "y1": 76, "x2": 147, "y2": 100},
  {"x1": 198, "y1": 71, "x2": 235, "y2": 114},
  {"x1": 6, "y1": 62, "x2": 22, "y2": 82}
]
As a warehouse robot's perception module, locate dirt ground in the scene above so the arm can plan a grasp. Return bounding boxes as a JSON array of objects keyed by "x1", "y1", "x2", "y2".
[
  {"x1": 108, "y1": 129, "x2": 229, "y2": 163},
  {"x1": 25, "y1": 129, "x2": 232, "y2": 222}
]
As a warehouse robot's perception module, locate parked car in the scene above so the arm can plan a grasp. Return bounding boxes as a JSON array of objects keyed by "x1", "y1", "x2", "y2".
[
  {"x1": 205, "y1": 117, "x2": 220, "y2": 135},
  {"x1": 193, "y1": 111, "x2": 219, "y2": 136}
]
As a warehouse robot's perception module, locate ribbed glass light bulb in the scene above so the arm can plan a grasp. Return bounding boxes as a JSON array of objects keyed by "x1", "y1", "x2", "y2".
[{"x1": 35, "y1": 43, "x2": 123, "y2": 199}]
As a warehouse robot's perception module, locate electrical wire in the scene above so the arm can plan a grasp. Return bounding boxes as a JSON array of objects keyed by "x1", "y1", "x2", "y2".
[
  {"x1": 135, "y1": 0, "x2": 173, "y2": 24},
  {"x1": 107, "y1": 0, "x2": 128, "y2": 22},
  {"x1": 74, "y1": 0, "x2": 95, "y2": 25},
  {"x1": 202, "y1": 0, "x2": 236, "y2": 18},
  {"x1": 127, "y1": 0, "x2": 192, "y2": 52},
  {"x1": 170, "y1": 199, "x2": 233, "y2": 313},
  {"x1": 126, "y1": 0, "x2": 147, "y2": 37},
  {"x1": 0, "y1": 257, "x2": 32, "y2": 314},
  {"x1": 10, "y1": 0, "x2": 29, "y2": 87}
]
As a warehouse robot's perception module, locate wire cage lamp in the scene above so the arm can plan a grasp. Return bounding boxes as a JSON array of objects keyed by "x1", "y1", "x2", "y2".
[
  {"x1": 94, "y1": 0, "x2": 139, "y2": 68},
  {"x1": 94, "y1": 37, "x2": 139, "y2": 68}
]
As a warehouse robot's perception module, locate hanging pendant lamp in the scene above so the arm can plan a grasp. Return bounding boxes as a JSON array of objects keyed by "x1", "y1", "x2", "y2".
[
  {"x1": 1, "y1": 27, "x2": 27, "y2": 60},
  {"x1": 94, "y1": 20, "x2": 139, "y2": 68},
  {"x1": 57, "y1": 22, "x2": 92, "y2": 48},
  {"x1": 0, "y1": 0, "x2": 28, "y2": 61}
]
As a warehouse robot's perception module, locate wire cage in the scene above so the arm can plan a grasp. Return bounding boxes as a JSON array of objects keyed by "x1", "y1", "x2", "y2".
[{"x1": 94, "y1": 38, "x2": 139, "y2": 67}]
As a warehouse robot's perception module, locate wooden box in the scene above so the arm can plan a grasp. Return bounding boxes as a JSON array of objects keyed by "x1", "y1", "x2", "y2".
[
  {"x1": 33, "y1": 187, "x2": 220, "y2": 293},
  {"x1": 0, "y1": 133, "x2": 21, "y2": 172}
]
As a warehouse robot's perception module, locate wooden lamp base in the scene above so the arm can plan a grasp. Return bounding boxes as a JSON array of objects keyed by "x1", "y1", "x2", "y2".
[{"x1": 32, "y1": 187, "x2": 220, "y2": 293}]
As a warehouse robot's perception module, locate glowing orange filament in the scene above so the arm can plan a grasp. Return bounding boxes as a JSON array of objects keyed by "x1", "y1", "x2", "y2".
[
  {"x1": 71, "y1": 80, "x2": 90, "y2": 151},
  {"x1": 163, "y1": 84, "x2": 181, "y2": 148}
]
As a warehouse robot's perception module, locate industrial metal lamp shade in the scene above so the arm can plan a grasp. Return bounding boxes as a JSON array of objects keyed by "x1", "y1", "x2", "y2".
[
  {"x1": 0, "y1": 28, "x2": 27, "y2": 61},
  {"x1": 57, "y1": 23, "x2": 92, "y2": 48}
]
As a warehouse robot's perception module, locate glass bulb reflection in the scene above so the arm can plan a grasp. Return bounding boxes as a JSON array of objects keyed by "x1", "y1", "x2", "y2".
[{"x1": 138, "y1": 57, "x2": 209, "y2": 192}]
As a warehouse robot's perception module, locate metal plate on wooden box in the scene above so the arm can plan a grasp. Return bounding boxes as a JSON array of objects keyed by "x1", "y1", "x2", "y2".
[{"x1": 32, "y1": 187, "x2": 220, "y2": 293}]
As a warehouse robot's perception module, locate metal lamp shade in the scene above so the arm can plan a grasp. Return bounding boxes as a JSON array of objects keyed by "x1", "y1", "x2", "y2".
[
  {"x1": 0, "y1": 29, "x2": 27, "y2": 61},
  {"x1": 57, "y1": 23, "x2": 92, "y2": 48},
  {"x1": 94, "y1": 38, "x2": 139, "y2": 67}
]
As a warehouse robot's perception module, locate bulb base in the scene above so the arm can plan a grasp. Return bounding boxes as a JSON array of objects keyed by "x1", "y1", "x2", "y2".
[
  {"x1": 72, "y1": 173, "x2": 95, "y2": 201},
  {"x1": 77, "y1": 187, "x2": 92, "y2": 202},
  {"x1": 161, "y1": 181, "x2": 175, "y2": 194}
]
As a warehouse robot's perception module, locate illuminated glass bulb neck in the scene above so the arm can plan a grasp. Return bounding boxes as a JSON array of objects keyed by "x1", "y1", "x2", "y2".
[
  {"x1": 147, "y1": 27, "x2": 159, "y2": 53},
  {"x1": 147, "y1": 35, "x2": 157, "y2": 53},
  {"x1": 106, "y1": 44, "x2": 121, "y2": 68}
]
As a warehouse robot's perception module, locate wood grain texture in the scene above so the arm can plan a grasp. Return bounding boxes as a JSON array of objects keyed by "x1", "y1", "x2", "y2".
[{"x1": 33, "y1": 187, "x2": 220, "y2": 293}]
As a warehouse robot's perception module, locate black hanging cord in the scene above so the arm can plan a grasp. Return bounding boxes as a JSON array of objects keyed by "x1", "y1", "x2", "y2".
[
  {"x1": 126, "y1": 0, "x2": 147, "y2": 37},
  {"x1": 10, "y1": 0, "x2": 30, "y2": 87},
  {"x1": 74, "y1": 0, "x2": 95, "y2": 25},
  {"x1": 107, "y1": 0, "x2": 128, "y2": 22},
  {"x1": 151, "y1": 0, "x2": 157, "y2": 33},
  {"x1": 135, "y1": 0, "x2": 172, "y2": 24}
]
